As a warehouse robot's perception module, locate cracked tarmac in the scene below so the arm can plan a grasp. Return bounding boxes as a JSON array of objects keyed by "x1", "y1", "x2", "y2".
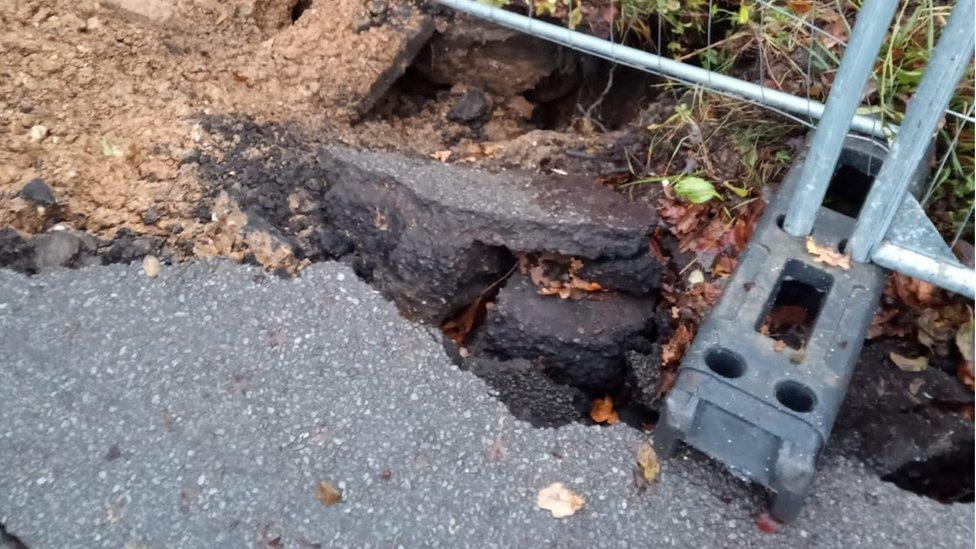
[{"x1": 0, "y1": 261, "x2": 972, "y2": 547}]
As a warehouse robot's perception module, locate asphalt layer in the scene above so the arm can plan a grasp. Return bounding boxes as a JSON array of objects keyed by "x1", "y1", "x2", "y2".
[{"x1": 0, "y1": 261, "x2": 972, "y2": 548}]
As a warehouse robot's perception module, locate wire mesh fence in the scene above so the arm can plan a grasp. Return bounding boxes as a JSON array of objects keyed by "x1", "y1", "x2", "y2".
[{"x1": 458, "y1": 0, "x2": 974, "y2": 257}]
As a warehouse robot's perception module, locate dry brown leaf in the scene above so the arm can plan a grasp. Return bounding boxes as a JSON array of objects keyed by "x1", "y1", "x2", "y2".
[
  {"x1": 315, "y1": 481, "x2": 342, "y2": 506},
  {"x1": 662, "y1": 324, "x2": 694, "y2": 366},
  {"x1": 636, "y1": 443, "x2": 660, "y2": 483},
  {"x1": 890, "y1": 273, "x2": 942, "y2": 308},
  {"x1": 786, "y1": 0, "x2": 813, "y2": 14},
  {"x1": 536, "y1": 483, "x2": 584, "y2": 518},
  {"x1": 889, "y1": 352, "x2": 929, "y2": 372},
  {"x1": 569, "y1": 276, "x2": 602, "y2": 292},
  {"x1": 805, "y1": 237, "x2": 851, "y2": 270},
  {"x1": 590, "y1": 396, "x2": 619, "y2": 425},
  {"x1": 142, "y1": 255, "x2": 160, "y2": 278},
  {"x1": 441, "y1": 296, "x2": 485, "y2": 345}
]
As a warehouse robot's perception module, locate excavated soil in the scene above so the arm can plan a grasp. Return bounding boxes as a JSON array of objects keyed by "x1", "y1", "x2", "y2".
[{"x1": 1, "y1": 0, "x2": 629, "y2": 270}]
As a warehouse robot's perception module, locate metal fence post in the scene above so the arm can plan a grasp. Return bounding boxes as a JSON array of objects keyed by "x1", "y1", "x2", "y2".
[
  {"x1": 848, "y1": 0, "x2": 976, "y2": 262},
  {"x1": 781, "y1": 0, "x2": 898, "y2": 237}
]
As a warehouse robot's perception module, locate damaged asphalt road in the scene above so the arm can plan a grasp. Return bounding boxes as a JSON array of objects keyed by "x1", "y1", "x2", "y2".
[{"x1": 0, "y1": 261, "x2": 972, "y2": 547}]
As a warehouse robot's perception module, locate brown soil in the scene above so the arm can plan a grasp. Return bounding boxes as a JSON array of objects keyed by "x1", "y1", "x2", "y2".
[{"x1": 0, "y1": 0, "x2": 612, "y2": 270}]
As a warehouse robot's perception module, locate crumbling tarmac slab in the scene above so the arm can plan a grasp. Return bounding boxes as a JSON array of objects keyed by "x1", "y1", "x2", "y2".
[
  {"x1": 0, "y1": 261, "x2": 972, "y2": 547},
  {"x1": 319, "y1": 144, "x2": 661, "y2": 323},
  {"x1": 471, "y1": 272, "x2": 656, "y2": 388}
]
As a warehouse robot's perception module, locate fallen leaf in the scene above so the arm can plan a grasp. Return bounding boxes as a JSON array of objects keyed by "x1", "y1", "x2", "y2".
[
  {"x1": 590, "y1": 396, "x2": 619, "y2": 425},
  {"x1": 954, "y1": 319, "x2": 974, "y2": 364},
  {"x1": 674, "y1": 176, "x2": 722, "y2": 204},
  {"x1": 890, "y1": 273, "x2": 942, "y2": 308},
  {"x1": 662, "y1": 324, "x2": 694, "y2": 366},
  {"x1": 441, "y1": 295, "x2": 486, "y2": 345},
  {"x1": 786, "y1": 0, "x2": 812, "y2": 15},
  {"x1": 142, "y1": 255, "x2": 160, "y2": 278},
  {"x1": 916, "y1": 307, "x2": 961, "y2": 356},
  {"x1": 636, "y1": 443, "x2": 660, "y2": 482},
  {"x1": 805, "y1": 237, "x2": 850, "y2": 270},
  {"x1": 889, "y1": 352, "x2": 929, "y2": 372},
  {"x1": 431, "y1": 150, "x2": 452, "y2": 162},
  {"x1": 711, "y1": 255, "x2": 736, "y2": 277},
  {"x1": 536, "y1": 483, "x2": 584, "y2": 518},
  {"x1": 314, "y1": 481, "x2": 342, "y2": 506},
  {"x1": 568, "y1": 276, "x2": 602, "y2": 292}
]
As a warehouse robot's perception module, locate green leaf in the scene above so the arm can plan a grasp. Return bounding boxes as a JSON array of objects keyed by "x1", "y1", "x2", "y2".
[
  {"x1": 674, "y1": 176, "x2": 722, "y2": 204},
  {"x1": 737, "y1": 3, "x2": 750, "y2": 24}
]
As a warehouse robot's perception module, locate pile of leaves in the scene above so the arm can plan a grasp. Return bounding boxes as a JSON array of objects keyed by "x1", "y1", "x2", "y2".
[{"x1": 871, "y1": 273, "x2": 975, "y2": 392}]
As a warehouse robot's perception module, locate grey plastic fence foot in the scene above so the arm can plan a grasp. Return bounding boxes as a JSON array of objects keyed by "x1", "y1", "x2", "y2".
[
  {"x1": 771, "y1": 490, "x2": 807, "y2": 523},
  {"x1": 653, "y1": 391, "x2": 699, "y2": 458},
  {"x1": 770, "y1": 441, "x2": 815, "y2": 522}
]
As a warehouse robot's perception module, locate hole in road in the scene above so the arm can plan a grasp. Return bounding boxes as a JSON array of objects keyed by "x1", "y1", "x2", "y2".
[
  {"x1": 705, "y1": 348, "x2": 746, "y2": 378},
  {"x1": 757, "y1": 259, "x2": 832, "y2": 350},
  {"x1": 775, "y1": 380, "x2": 817, "y2": 412}
]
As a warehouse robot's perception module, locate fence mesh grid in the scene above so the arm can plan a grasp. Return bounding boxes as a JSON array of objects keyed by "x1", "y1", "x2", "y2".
[{"x1": 490, "y1": 0, "x2": 974, "y2": 250}]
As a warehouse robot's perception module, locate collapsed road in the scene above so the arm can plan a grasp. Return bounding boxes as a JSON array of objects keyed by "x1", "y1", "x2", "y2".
[
  {"x1": 0, "y1": 261, "x2": 973, "y2": 547},
  {"x1": 1, "y1": 0, "x2": 974, "y2": 545}
]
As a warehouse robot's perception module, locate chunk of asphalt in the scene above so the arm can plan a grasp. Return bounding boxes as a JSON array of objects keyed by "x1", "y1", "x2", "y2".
[
  {"x1": 0, "y1": 229, "x2": 34, "y2": 274},
  {"x1": 465, "y1": 356, "x2": 589, "y2": 427},
  {"x1": 578, "y1": 252, "x2": 662, "y2": 295},
  {"x1": 319, "y1": 145, "x2": 659, "y2": 322},
  {"x1": 623, "y1": 347, "x2": 664, "y2": 411},
  {"x1": 471, "y1": 272, "x2": 656, "y2": 388},
  {"x1": 30, "y1": 231, "x2": 83, "y2": 271},
  {"x1": 19, "y1": 178, "x2": 55, "y2": 206},
  {"x1": 0, "y1": 261, "x2": 972, "y2": 547},
  {"x1": 101, "y1": 229, "x2": 158, "y2": 264},
  {"x1": 448, "y1": 89, "x2": 490, "y2": 124}
]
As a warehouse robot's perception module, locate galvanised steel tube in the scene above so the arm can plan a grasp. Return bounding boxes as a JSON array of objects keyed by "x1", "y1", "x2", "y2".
[
  {"x1": 849, "y1": 0, "x2": 976, "y2": 262},
  {"x1": 781, "y1": 0, "x2": 898, "y2": 237},
  {"x1": 433, "y1": 0, "x2": 891, "y2": 138},
  {"x1": 873, "y1": 242, "x2": 975, "y2": 299}
]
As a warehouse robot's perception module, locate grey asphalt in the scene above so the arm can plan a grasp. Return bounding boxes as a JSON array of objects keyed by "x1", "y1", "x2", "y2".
[{"x1": 0, "y1": 261, "x2": 972, "y2": 548}]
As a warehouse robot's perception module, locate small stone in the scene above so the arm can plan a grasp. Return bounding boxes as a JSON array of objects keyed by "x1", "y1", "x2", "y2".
[
  {"x1": 32, "y1": 231, "x2": 82, "y2": 271},
  {"x1": 29, "y1": 125, "x2": 48, "y2": 142},
  {"x1": 448, "y1": 89, "x2": 490, "y2": 124},
  {"x1": 142, "y1": 208, "x2": 161, "y2": 225},
  {"x1": 142, "y1": 255, "x2": 161, "y2": 278},
  {"x1": 20, "y1": 178, "x2": 55, "y2": 206},
  {"x1": 85, "y1": 17, "x2": 101, "y2": 31}
]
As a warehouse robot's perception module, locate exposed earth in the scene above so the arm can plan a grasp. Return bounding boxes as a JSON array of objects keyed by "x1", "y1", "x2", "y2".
[{"x1": 0, "y1": 0, "x2": 974, "y2": 546}]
